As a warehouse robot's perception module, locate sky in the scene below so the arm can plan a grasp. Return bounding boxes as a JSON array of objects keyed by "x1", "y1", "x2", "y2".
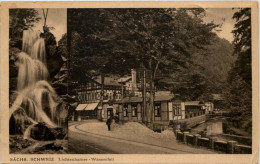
[
  {"x1": 31, "y1": 8, "x2": 237, "y2": 43},
  {"x1": 203, "y1": 8, "x2": 239, "y2": 43},
  {"x1": 32, "y1": 8, "x2": 67, "y2": 44}
]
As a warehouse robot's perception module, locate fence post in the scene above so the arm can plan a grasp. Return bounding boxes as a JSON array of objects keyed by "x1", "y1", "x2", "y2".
[
  {"x1": 183, "y1": 132, "x2": 189, "y2": 143},
  {"x1": 177, "y1": 131, "x2": 182, "y2": 141},
  {"x1": 175, "y1": 129, "x2": 180, "y2": 136},
  {"x1": 209, "y1": 137, "x2": 217, "y2": 150},
  {"x1": 227, "y1": 141, "x2": 238, "y2": 154},
  {"x1": 194, "y1": 134, "x2": 201, "y2": 146}
]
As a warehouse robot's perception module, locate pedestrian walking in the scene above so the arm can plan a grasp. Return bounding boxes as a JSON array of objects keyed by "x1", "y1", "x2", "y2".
[{"x1": 106, "y1": 117, "x2": 112, "y2": 131}]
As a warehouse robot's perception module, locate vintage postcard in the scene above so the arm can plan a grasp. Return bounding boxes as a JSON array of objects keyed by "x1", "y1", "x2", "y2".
[{"x1": 0, "y1": 1, "x2": 259, "y2": 164}]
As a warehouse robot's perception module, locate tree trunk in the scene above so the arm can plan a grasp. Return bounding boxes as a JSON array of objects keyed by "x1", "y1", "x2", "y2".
[{"x1": 142, "y1": 68, "x2": 146, "y2": 124}]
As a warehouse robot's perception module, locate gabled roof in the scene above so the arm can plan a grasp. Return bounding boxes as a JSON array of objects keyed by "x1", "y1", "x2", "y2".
[
  {"x1": 117, "y1": 76, "x2": 132, "y2": 83},
  {"x1": 94, "y1": 76, "x2": 123, "y2": 86},
  {"x1": 184, "y1": 101, "x2": 204, "y2": 106},
  {"x1": 119, "y1": 97, "x2": 144, "y2": 103},
  {"x1": 117, "y1": 95, "x2": 174, "y2": 103},
  {"x1": 154, "y1": 95, "x2": 174, "y2": 101}
]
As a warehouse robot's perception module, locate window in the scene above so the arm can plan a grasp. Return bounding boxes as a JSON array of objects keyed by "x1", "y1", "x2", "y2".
[
  {"x1": 78, "y1": 93, "x2": 82, "y2": 101},
  {"x1": 154, "y1": 103, "x2": 161, "y2": 117},
  {"x1": 92, "y1": 93, "x2": 95, "y2": 100},
  {"x1": 123, "y1": 105, "x2": 128, "y2": 117},
  {"x1": 173, "y1": 104, "x2": 181, "y2": 116},
  {"x1": 85, "y1": 93, "x2": 88, "y2": 100},
  {"x1": 132, "y1": 104, "x2": 137, "y2": 117}
]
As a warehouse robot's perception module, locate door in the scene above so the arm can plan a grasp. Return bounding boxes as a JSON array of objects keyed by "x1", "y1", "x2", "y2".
[{"x1": 107, "y1": 108, "x2": 113, "y2": 118}]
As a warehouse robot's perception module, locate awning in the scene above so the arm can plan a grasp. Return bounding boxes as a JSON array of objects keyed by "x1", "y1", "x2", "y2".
[
  {"x1": 75, "y1": 104, "x2": 88, "y2": 111},
  {"x1": 85, "y1": 103, "x2": 99, "y2": 111},
  {"x1": 75, "y1": 103, "x2": 99, "y2": 111}
]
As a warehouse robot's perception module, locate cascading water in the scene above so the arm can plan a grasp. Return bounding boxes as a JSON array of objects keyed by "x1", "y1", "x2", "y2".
[
  {"x1": 22, "y1": 30, "x2": 41, "y2": 55},
  {"x1": 10, "y1": 30, "x2": 61, "y2": 139},
  {"x1": 31, "y1": 38, "x2": 46, "y2": 64}
]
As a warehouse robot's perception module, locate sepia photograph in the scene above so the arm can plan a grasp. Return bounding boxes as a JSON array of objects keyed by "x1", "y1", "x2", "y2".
[
  {"x1": 0, "y1": 1, "x2": 258, "y2": 163},
  {"x1": 67, "y1": 8, "x2": 253, "y2": 154},
  {"x1": 9, "y1": 8, "x2": 68, "y2": 154}
]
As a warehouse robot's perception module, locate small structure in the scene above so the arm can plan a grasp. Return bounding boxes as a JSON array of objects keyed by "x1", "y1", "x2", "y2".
[
  {"x1": 75, "y1": 103, "x2": 99, "y2": 121},
  {"x1": 183, "y1": 101, "x2": 205, "y2": 119},
  {"x1": 204, "y1": 102, "x2": 214, "y2": 113}
]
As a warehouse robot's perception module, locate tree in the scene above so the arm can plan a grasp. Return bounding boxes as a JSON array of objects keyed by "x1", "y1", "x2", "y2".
[
  {"x1": 67, "y1": 9, "x2": 218, "y2": 126},
  {"x1": 68, "y1": 9, "x2": 139, "y2": 120},
  {"x1": 160, "y1": 36, "x2": 235, "y2": 101},
  {"x1": 107, "y1": 9, "x2": 218, "y2": 127},
  {"x1": 225, "y1": 8, "x2": 252, "y2": 133},
  {"x1": 231, "y1": 8, "x2": 251, "y2": 85},
  {"x1": 9, "y1": 9, "x2": 41, "y2": 47}
]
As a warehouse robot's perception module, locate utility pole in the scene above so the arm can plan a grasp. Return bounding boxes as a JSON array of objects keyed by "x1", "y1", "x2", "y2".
[
  {"x1": 143, "y1": 68, "x2": 146, "y2": 124},
  {"x1": 99, "y1": 73, "x2": 104, "y2": 121}
]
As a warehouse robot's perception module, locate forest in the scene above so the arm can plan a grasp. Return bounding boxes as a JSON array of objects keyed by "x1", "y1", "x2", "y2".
[{"x1": 67, "y1": 8, "x2": 251, "y2": 130}]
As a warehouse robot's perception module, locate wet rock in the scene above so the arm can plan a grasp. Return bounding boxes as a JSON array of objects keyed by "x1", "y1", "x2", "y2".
[
  {"x1": 9, "y1": 111, "x2": 26, "y2": 135},
  {"x1": 31, "y1": 123, "x2": 55, "y2": 141},
  {"x1": 28, "y1": 141, "x2": 55, "y2": 153},
  {"x1": 30, "y1": 122, "x2": 67, "y2": 141},
  {"x1": 49, "y1": 127, "x2": 67, "y2": 139},
  {"x1": 40, "y1": 31, "x2": 63, "y2": 78},
  {"x1": 53, "y1": 140, "x2": 63, "y2": 150},
  {"x1": 47, "y1": 50, "x2": 63, "y2": 78}
]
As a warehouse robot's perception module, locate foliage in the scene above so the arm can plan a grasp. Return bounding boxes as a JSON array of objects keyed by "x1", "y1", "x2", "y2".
[
  {"x1": 68, "y1": 9, "x2": 138, "y2": 82},
  {"x1": 68, "y1": 9, "x2": 219, "y2": 124},
  {"x1": 230, "y1": 8, "x2": 251, "y2": 85},
  {"x1": 161, "y1": 36, "x2": 235, "y2": 101},
  {"x1": 9, "y1": 9, "x2": 41, "y2": 47},
  {"x1": 57, "y1": 33, "x2": 68, "y2": 58},
  {"x1": 224, "y1": 8, "x2": 252, "y2": 132}
]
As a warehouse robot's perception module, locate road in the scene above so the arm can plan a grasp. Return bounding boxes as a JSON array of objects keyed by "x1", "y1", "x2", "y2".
[{"x1": 68, "y1": 122, "x2": 206, "y2": 154}]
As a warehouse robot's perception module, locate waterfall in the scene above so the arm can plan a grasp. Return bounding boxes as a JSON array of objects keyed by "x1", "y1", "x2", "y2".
[
  {"x1": 10, "y1": 30, "x2": 61, "y2": 139},
  {"x1": 22, "y1": 30, "x2": 40, "y2": 55},
  {"x1": 16, "y1": 52, "x2": 49, "y2": 90},
  {"x1": 31, "y1": 38, "x2": 46, "y2": 64}
]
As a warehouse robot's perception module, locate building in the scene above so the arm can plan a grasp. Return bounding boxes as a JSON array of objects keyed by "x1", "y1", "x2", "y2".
[
  {"x1": 117, "y1": 69, "x2": 143, "y2": 97},
  {"x1": 75, "y1": 76, "x2": 123, "y2": 120},
  {"x1": 74, "y1": 69, "x2": 208, "y2": 125},
  {"x1": 204, "y1": 102, "x2": 214, "y2": 113},
  {"x1": 99, "y1": 94, "x2": 206, "y2": 124}
]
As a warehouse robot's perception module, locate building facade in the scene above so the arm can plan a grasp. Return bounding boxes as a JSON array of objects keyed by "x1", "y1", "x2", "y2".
[{"x1": 75, "y1": 76, "x2": 123, "y2": 120}]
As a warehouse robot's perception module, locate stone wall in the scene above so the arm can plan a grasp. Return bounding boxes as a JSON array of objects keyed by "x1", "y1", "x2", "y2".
[
  {"x1": 216, "y1": 134, "x2": 252, "y2": 146},
  {"x1": 175, "y1": 131, "x2": 252, "y2": 154}
]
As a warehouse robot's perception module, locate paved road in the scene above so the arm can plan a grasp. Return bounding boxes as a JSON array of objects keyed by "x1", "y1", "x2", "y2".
[{"x1": 68, "y1": 122, "x2": 203, "y2": 154}]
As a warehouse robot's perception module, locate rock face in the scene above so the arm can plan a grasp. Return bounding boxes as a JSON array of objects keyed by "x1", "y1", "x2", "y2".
[
  {"x1": 40, "y1": 31, "x2": 64, "y2": 78},
  {"x1": 9, "y1": 110, "x2": 26, "y2": 135},
  {"x1": 30, "y1": 123, "x2": 55, "y2": 141},
  {"x1": 9, "y1": 47, "x2": 21, "y2": 92},
  {"x1": 10, "y1": 135, "x2": 68, "y2": 154},
  {"x1": 30, "y1": 122, "x2": 67, "y2": 141}
]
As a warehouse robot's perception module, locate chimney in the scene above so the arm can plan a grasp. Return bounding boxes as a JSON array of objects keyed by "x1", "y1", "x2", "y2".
[{"x1": 131, "y1": 69, "x2": 136, "y2": 91}]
